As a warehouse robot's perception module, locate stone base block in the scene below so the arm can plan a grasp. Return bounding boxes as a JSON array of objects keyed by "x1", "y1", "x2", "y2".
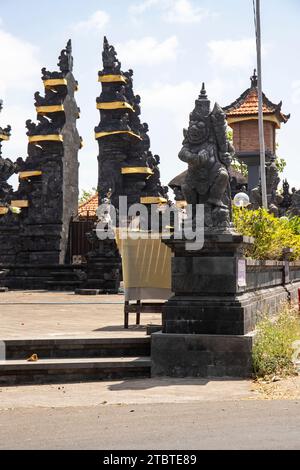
[
  {"x1": 151, "y1": 332, "x2": 254, "y2": 378},
  {"x1": 163, "y1": 286, "x2": 290, "y2": 335}
]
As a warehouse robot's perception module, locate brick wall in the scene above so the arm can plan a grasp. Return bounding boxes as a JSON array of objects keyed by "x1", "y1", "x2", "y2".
[{"x1": 231, "y1": 120, "x2": 276, "y2": 153}]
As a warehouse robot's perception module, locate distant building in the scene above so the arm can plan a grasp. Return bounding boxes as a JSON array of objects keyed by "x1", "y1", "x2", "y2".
[
  {"x1": 78, "y1": 194, "x2": 98, "y2": 219},
  {"x1": 223, "y1": 70, "x2": 290, "y2": 191}
]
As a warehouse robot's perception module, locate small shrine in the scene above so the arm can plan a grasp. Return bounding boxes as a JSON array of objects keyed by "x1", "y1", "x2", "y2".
[{"x1": 223, "y1": 70, "x2": 290, "y2": 191}]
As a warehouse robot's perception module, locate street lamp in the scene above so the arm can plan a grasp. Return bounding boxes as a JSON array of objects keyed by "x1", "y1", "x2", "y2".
[{"x1": 233, "y1": 192, "x2": 250, "y2": 208}]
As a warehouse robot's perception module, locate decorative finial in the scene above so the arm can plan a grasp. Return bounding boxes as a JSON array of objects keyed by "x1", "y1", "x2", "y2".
[
  {"x1": 102, "y1": 35, "x2": 121, "y2": 73},
  {"x1": 66, "y1": 39, "x2": 72, "y2": 55},
  {"x1": 58, "y1": 39, "x2": 73, "y2": 74},
  {"x1": 0, "y1": 101, "x2": 12, "y2": 157},
  {"x1": 199, "y1": 83, "x2": 207, "y2": 100},
  {"x1": 250, "y1": 69, "x2": 258, "y2": 87}
]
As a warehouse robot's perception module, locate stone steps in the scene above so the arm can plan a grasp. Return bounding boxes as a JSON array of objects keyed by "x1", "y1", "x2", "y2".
[
  {"x1": 0, "y1": 337, "x2": 151, "y2": 385},
  {"x1": 4, "y1": 337, "x2": 151, "y2": 360},
  {"x1": 0, "y1": 357, "x2": 151, "y2": 386},
  {"x1": 0, "y1": 264, "x2": 87, "y2": 291},
  {"x1": 45, "y1": 280, "x2": 82, "y2": 289}
]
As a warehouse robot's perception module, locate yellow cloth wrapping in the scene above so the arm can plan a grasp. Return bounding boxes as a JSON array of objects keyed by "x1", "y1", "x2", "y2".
[{"x1": 116, "y1": 232, "x2": 172, "y2": 301}]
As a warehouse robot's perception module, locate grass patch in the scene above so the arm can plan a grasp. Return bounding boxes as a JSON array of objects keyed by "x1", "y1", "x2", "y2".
[{"x1": 253, "y1": 304, "x2": 300, "y2": 379}]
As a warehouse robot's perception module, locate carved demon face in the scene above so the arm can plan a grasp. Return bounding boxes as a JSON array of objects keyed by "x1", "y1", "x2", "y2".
[{"x1": 188, "y1": 121, "x2": 209, "y2": 144}]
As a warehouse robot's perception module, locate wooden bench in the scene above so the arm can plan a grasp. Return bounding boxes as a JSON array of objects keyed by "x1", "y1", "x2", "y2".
[{"x1": 124, "y1": 301, "x2": 165, "y2": 329}]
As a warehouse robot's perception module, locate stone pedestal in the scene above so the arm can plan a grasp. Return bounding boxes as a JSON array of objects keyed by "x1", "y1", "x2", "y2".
[
  {"x1": 151, "y1": 332, "x2": 254, "y2": 378},
  {"x1": 151, "y1": 232, "x2": 256, "y2": 378},
  {"x1": 163, "y1": 233, "x2": 254, "y2": 335}
]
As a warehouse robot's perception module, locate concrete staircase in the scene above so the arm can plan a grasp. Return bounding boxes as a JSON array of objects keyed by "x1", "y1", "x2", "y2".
[{"x1": 0, "y1": 337, "x2": 151, "y2": 386}]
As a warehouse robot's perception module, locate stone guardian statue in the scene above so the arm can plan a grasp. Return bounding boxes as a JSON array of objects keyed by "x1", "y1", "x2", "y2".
[{"x1": 179, "y1": 84, "x2": 234, "y2": 230}]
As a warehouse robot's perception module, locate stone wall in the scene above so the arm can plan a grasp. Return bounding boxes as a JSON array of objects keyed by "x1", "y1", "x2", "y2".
[{"x1": 243, "y1": 259, "x2": 300, "y2": 325}]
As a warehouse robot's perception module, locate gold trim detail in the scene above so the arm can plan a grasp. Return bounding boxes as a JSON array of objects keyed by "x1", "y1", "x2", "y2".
[
  {"x1": 0, "y1": 134, "x2": 10, "y2": 141},
  {"x1": 98, "y1": 74, "x2": 127, "y2": 84},
  {"x1": 43, "y1": 79, "x2": 68, "y2": 88},
  {"x1": 36, "y1": 105, "x2": 64, "y2": 114},
  {"x1": 96, "y1": 101, "x2": 134, "y2": 112},
  {"x1": 10, "y1": 200, "x2": 29, "y2": 208},
  {"x1": 121, "y1": 167, "x2": 153, "y2": 175},
  {"x1": 28, "y1": 134, "x2": 63, "y2": 143},
  {"x1": 0, "y1": 207, "x2": 9, "y2": 215},
  {"x1": 95, "y1": 130, "x2": 142, "y2": 140},
  {"x1": 19, "y1": 171, "x2": 42, "y2": 180},
  {"x1": 227, "y1": 114, "x2": 281, "y2": 129},
  {"x1": 140, "y1": 197, "x2": 168, "y2": 204}
]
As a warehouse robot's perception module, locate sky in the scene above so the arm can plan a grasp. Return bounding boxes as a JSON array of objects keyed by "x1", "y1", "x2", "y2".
[{"x1": 0, "y1": 0, "x2": 299, "y2": 195}]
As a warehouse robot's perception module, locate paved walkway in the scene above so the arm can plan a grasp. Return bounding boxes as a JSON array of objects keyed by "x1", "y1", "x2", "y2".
[
  {"x1": 0, "y1": 291, "x2": 161, "y2": 339},
  {"x1": 0, "y1": 377, "x2": 254, "y2": 409}
]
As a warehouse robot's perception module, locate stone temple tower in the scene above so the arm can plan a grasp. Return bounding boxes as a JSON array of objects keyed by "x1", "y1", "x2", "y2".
[
  {"x1": 0, "y1": 101, "x2": 20, "y2": 265},
  {"x1": 14, "y1": 40, "x2": 81, "y2": 265},
  {"x1": 95, "y1": 36, "x2": 168, "y2": 213}
]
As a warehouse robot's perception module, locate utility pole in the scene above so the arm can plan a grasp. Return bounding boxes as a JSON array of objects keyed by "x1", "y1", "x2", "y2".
[{"x1": 255, "y1": 0, "x2": 268, "y2": 209}]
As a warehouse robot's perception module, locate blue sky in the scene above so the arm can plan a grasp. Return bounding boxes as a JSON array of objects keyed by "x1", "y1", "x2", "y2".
[{"x1": 0, "y1": 0, "x2": 299, "y2": 193}]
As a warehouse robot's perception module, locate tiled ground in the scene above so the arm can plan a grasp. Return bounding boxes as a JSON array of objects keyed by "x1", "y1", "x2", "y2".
[{"x1": 0, "y1": 291, "x2": 162, "y2": 339}]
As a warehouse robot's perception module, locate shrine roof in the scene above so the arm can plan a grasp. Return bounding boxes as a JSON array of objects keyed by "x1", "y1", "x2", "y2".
[
  {"x1": 223, "y1": 71, "x2": 290, "y2": 125},
  {"x1": 78, "y1": 193, "x2": 98, "y2": 218}
]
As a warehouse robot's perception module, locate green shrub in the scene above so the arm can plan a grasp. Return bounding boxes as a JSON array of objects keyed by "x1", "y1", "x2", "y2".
[
  {"x1": 233, "y1": 207, "x2": 300, "y2": 260},
  {"x1": 252, "y1": 305, "x2": 300, "y2": 378}
]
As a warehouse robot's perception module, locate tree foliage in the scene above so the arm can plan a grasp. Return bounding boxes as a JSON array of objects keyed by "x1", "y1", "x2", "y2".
[{"x1": 78, "y1": 188, "x2": 97, "y2": 205}]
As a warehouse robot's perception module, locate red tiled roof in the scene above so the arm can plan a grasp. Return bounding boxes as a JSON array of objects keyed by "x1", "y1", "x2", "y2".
[
  {"x1": 225, "y1": 88, "x2": 275, "y2": 116},
  {"x1": 78, "y1": 193, "x2": 98, "y2": 217},
  {"x1": 224, "y1": 84, "x2": 290, "y2": 124}
]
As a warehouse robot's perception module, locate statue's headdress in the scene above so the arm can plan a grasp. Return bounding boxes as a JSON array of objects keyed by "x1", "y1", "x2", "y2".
[{"x1": 189, "y1": 83, "x2": 211, "y2": 124}]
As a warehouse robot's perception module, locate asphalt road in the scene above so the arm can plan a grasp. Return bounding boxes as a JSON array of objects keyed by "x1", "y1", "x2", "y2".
[{"x1": 1, "y1": 400, "x2": 300, "y2": 450}]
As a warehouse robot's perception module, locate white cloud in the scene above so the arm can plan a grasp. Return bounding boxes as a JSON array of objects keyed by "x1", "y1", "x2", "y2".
[
  {"x1": 292, "y1": 80, "x2": 300, "y2": 104},
  {"x1": 208, "y1": 38, "x2": 262, "y2": 69},
  {"x1": 129, "y1": 0, "x2": 211, "y2": 24},
  {"x1": 117, "y1": 36, "x2": 179, "y2": 66},
  {"x1": 164, "y1": 0, "x2": 210, "y2": 24},
  {"x1": 140, "y1": 79, "x2": 225, "y2": 128},
  {"x1": 0, "y1": 27, "x2": 40, "y2": 96},
  {"x1": 129, "y1": 0, "x2": 160, "y2": 15},
  {"x1": 71, "y1": 10, "x2": 110, "y2": 33}
]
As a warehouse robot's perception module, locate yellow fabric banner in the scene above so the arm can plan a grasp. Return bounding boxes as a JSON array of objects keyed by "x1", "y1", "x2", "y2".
[{"x1": 116, "y1": 232, "x2": 172, "y2": 291}]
